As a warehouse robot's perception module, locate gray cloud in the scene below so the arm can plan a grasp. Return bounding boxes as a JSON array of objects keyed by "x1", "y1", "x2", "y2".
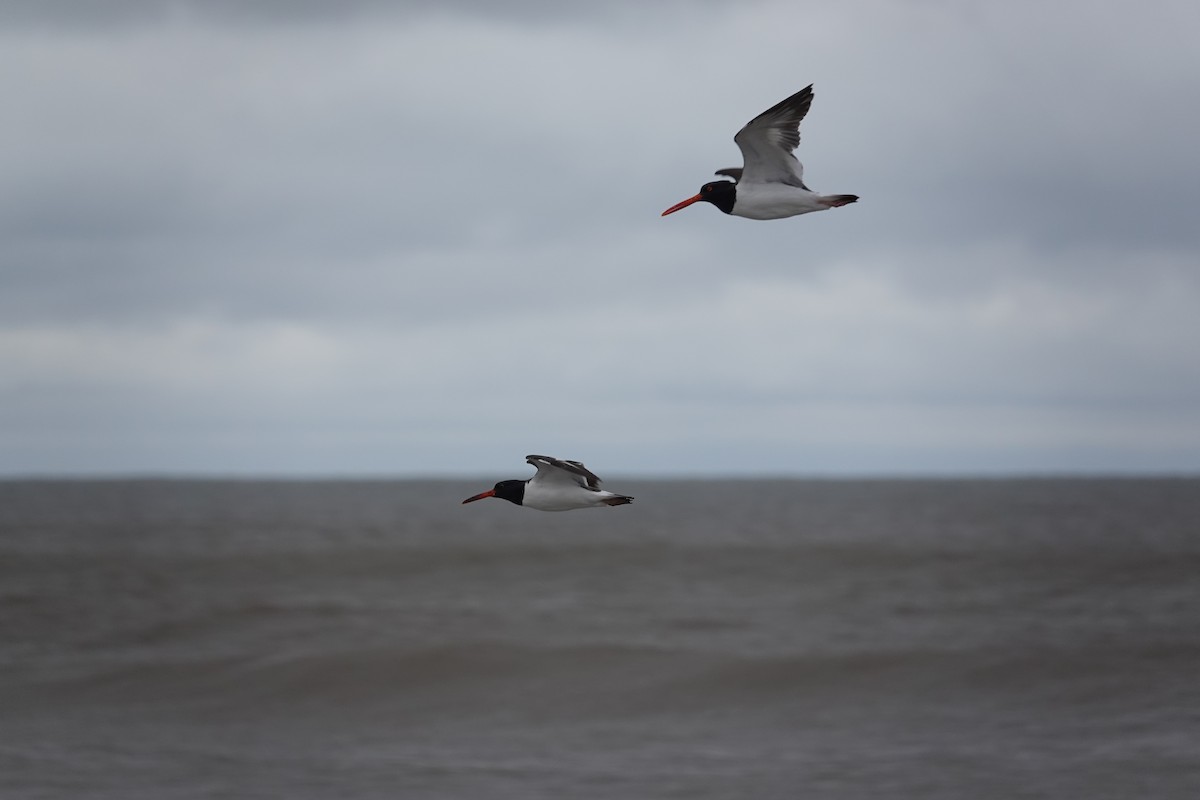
[
  {"x1": 2, "y1": 0, "x2": 1199, "y2": 476},
  {"x1": 0, "y1": 0, "x2": 719, "y2": 31}
]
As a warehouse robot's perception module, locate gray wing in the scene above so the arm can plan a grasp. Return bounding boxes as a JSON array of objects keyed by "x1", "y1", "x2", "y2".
[
  {"x1": 526, "y1": 454, "x2": 603, "y2": 491},
  {"x1": 732, "y1": 84, "x2": 813, "y2": 189},
  {"x1": 714, "y1": 167, "x2": 743, "y2": 183}
]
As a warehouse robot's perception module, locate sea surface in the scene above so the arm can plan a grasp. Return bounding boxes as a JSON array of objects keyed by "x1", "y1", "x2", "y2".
[{"x1": 1, "y1": 478, "x2": 1198, "y2": 799}]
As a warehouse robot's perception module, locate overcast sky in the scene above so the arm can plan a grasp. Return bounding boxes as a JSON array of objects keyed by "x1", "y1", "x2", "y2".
[{"x1": 2, "y1": 0, "x2": 1198, "y2": 477}]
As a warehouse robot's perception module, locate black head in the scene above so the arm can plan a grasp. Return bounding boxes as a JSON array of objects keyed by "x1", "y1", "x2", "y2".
[
  {"x1": 490, "y1": 479, "x2": 525, "y2": 505},
  {"x1": 662, "y1": 180, "x2": 736, "y2": 216},
  {"x1": 462, "y1": 478, "x2": 526, "y2": 506}
]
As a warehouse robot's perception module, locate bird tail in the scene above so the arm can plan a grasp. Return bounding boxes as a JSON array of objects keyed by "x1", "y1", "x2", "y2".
[
  {"x1": 602, "y1": 495, "x2": 634, "y2": 506},
  {"x1": 819, "y1": 194, "x2": 859, "y2": 208}
]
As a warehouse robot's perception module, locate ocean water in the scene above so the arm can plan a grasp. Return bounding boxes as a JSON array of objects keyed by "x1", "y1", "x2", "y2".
[{"x1": 1, "y1": 478, "x2": 1198, "y2": 799}]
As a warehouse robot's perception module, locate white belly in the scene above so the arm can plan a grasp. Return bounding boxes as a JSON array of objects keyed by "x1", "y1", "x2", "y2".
[
  {"x1": 732, "y1": 184, "x2": 826, "y2": 220},
  {"x1": 523, "y1": 483, "x2": 609, "y2": 511}
]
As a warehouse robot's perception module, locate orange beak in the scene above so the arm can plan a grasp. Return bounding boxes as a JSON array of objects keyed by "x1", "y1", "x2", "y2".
[
  {"x1": 461, "y1": 489, "x2": 496, "y2": 504},
  {"x1": 661, "y1": 193, "x2": 703, "y2": 216}
]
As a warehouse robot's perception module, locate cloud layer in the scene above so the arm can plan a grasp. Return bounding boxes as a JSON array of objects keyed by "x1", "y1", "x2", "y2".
[{"x1": 3, "y1": 1, "x2": 1199, "y2": 475}]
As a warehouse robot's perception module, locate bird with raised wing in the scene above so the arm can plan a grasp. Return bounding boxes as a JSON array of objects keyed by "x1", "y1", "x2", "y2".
[
  {"x1": 462, "y1": 455, "x2": 634, "y2": 512},
  {"x1": 662, "y1": 84, "x2": 858, "y2": 220}
]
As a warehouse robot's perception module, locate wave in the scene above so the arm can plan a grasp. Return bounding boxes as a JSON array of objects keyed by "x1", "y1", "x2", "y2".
[{"x1": 22, "y1": 637, "x2": 1156, "y2": 720}]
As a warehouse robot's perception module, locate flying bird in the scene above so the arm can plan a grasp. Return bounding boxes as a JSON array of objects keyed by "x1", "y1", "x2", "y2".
[
  {"x1": 462, "y1": 454, "x2": 634, "y2": 512},
  {"x1": 662, "y1": 84, "x2": 858, "y2": 220}
]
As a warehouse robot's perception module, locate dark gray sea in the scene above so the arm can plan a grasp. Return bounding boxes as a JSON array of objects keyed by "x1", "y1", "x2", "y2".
[{"x1": 1, "y1": 478, "x2": 1198, "y2": 799}]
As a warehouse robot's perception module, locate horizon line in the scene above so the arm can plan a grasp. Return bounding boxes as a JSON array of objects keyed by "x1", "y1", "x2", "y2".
[{"x1": 2, "y1": 469, "x2": 1198, "y2": 482}]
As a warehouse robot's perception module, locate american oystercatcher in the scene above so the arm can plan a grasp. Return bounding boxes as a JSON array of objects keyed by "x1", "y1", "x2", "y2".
[
  {"x1": 462, "y1": 454, "x2": 634, "y2": 512},
  {"x1": 662, "y1": 84, "x2": 858, "y2": 220}
]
